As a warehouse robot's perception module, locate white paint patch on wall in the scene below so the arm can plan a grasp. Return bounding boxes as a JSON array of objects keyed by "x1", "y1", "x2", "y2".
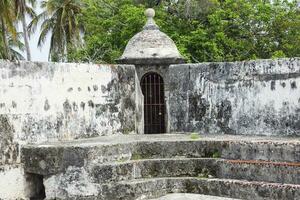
[
  {"x1": 0, "y1": 63, "x2": 111, "y2": 115},
  {"x1": 0, "y1": 165, "x2": 27, "y2": 200}
]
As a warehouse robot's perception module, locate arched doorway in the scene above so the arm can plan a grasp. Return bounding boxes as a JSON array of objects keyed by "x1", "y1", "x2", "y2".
[{"x1": 141, "y1": 72, "x2": 165, "y2": 134}]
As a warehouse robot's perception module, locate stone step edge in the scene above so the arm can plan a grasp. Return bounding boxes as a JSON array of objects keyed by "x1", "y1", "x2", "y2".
[
  {"x1": 116, "y1": 177, "x2": 300, "y2": 189},
  {"x1": 99, "y1": 157, "x2": 216, "y2": 165},
  {"x1": 96, "y1": 157, "x2": 300, "y2": 168},
  {"x1": 148, "y1": 193, "x2": 241, "y2": 200},
  {"x1": 23, "y1": 135, "x2": 300, "y2": 149},
  {"x1": 226, "y1": 159, "x2": 300, "y2": 167}
]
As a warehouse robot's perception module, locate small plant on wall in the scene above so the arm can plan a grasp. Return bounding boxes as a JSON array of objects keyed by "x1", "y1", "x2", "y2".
[{"x1": 190, "y1": 132, "x2": 201, "y2": 140}]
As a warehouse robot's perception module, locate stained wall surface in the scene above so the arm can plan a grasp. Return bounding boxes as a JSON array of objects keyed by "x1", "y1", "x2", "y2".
[
  {"x1": 169, "y1": 58, "x2": 300, "y2": 136},
  {"x1": 0, "y1": 60, "x2": 142, "y2": 199}
]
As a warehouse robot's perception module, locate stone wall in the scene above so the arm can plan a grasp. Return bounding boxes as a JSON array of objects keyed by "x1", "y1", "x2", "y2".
[
  {"x1": 0, "y1": 60, "x2": 142, "y2": 199},
  {"x1": 169, "y1": 58, "x2": 300, "y2": 136},
  {"x1": 135, "y1": 72, "x2": 144, "y2": 135}
]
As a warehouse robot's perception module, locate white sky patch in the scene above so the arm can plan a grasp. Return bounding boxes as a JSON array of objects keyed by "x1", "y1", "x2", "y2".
[
  {"x1": 18, "y1": 0, "x2": 50, "y2": 61},
  {"x1": 30, "y1": 0, "x2": 50, "y2": 61}
]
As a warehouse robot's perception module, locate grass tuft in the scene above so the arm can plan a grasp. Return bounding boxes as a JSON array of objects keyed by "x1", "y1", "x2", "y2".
[
  {"x1": 198, "y1": 167, "x2": 214, "y2": 179},
  {"x1": 212, "y1": 151, "x2": 221, "y2": 158},
  {"x1": 131, "y1": 154, "x2": 142, "y2": 160},
  {"x1": 190, "y1": 132, "x2": 200, "y2": 140}
]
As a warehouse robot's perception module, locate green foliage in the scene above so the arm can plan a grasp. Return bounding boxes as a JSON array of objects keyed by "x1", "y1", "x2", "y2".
[
  {"x1": 68, "y1": 0, "x2": 146, "y2": 63},
  {"x1": 1, "y1": 0, "x2": 299, "y2": 62},
  {"x1": 0, "y1": 0, "x2": 17, "y2": 60},
  {"x1": 0, "y1": 30, "x2": 24, "y2": 60},
  {"x1": 0, "y1": 0, "x2": 36, "y2": 60},
  {"x1": 68, "y1": 0, "x2": 300, "y2": 64},
  {"x1": 272, "y1": 50, "x2": 286, "y2": 58}
]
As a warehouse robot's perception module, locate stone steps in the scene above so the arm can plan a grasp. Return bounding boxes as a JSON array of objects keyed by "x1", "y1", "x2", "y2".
[
  {"x1": 90, "y1": 158, "x2": 300, "y2": 185},
  {"x1": 102, "y1": 177, "x2": 300, "y2": 200},
  {"x1": 92, "y1": 157, "x2": 300, "y2": 199},
  {"x1": 21, "y1": 134, "x2": 300, "y2": 199},
  {"x1": 217, "y1": 159, "x2": 300, "y2": 185},
  {"x1": 133, "y1": 140, "x2": 300, "y2": 163},
  {"x1": 90, "y1": 158, "x2": 216, "y2": 184},
  {"x1": 22, "y1": 134, "x2": 300, "y2": 176}
]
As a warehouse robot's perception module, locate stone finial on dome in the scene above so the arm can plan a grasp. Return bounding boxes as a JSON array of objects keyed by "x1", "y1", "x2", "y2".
[
  {"x1": 145, "y1": 8, "x2": 155, "y2": 18},
  {"x1": 143, "y1": 8, "x2": 159, "y2": 30}
]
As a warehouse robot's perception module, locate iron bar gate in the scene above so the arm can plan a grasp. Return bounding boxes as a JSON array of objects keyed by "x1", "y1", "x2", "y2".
[{"x1": 141, "y1": 72, "x2": 165, "y2": 134}]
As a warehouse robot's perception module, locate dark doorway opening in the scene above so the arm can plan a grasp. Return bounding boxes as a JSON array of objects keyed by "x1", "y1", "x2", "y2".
[
  {"x1": 25, "y1": 173, "x2": 46, "y2": 200},
  {"x1": 141, "y1": 72, "x2": 165, "y2": 134}
]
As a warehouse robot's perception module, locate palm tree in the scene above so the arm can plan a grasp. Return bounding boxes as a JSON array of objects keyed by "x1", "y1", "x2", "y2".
[
  {"x1": 0, "y1": 0, "x2": 16, "y2": 60},
  {"x1": 29, "y1": 0, "x2": 84, "y2": 61},
  {"x1": 14, "y1": 0, "x2": 36, "y2": 61},
  {"x1": 0, "y1": 30, "x2": 25, "y2": 60},
  {"x1": 8, "y1": 32, "x2": 25, "y2": 60}
]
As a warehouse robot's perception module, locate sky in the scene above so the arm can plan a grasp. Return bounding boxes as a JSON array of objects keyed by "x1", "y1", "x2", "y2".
[{"x1": 23, "y1": 0, "x2": 50, "y2": 62}]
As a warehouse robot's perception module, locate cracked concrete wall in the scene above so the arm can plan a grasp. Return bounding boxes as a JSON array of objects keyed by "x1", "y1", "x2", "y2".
[
  {"x1": 169, "y1": 58, "x2": 300, "y2": 136},
  {"x1": 0, "y1": 60, "x2": 142, "y2": 199}
]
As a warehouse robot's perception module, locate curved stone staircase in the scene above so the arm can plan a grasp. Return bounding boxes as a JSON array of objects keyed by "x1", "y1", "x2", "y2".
[{"x1": 22, "y1": 134, "x2": 300, "y2": 200}]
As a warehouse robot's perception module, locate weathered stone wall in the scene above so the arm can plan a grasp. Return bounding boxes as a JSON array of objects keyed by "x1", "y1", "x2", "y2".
[
  {"x1": 169, "y1": 58, "x2": 300, "y2": 136},
  {"x1": 0, "y1": 61, "x2": 140, "y2": 144},
  {"x1": 135, "y1": 72, "x2": 144, "y2": 135},
  {"x1": 0, "y1": 60, "x2": 142, "y2": 199}
]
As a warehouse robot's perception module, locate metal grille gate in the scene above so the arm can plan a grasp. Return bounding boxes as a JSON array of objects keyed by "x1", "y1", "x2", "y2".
[{"x1": 141, "y1": 72, "x2": 165, "y2": 134}]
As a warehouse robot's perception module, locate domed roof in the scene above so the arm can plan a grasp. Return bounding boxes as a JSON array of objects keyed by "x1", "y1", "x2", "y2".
[{"x1": 117, "y1": 9, "x2": 185, "y2": 65}]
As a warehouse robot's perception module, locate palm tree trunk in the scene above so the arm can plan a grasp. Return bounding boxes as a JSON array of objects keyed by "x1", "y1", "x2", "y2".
[
  {"x1": 21, "y1": 13, "x2": 31, "y2": 61},
  {"x1": 0, "y1": 17, "x2": 11, "y2": 60}
]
